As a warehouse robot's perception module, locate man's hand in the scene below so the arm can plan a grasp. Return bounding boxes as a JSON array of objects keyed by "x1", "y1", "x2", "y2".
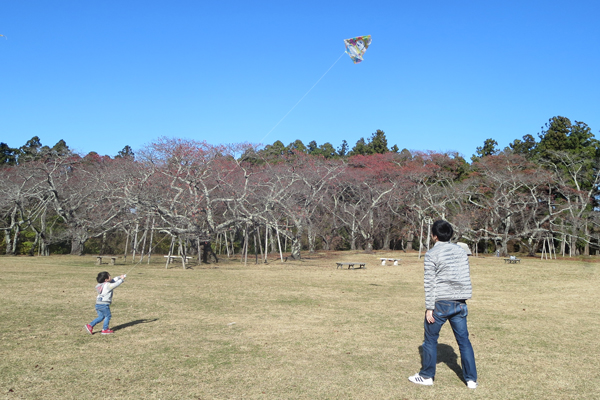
[{"x1": 425, "y1": 309, "x2": 435, "y2": 324}]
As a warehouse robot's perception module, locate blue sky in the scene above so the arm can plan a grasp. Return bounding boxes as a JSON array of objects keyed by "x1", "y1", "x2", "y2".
[{"x1": 1, "y1": 1, "x2": 599, "y2": 159}]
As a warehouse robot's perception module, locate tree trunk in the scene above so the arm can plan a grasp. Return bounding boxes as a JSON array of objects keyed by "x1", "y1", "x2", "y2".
[
  {"x1": 11, "y1": 224, "x2": 20, "y2": 255},
  {"x1": 256, "y1": 225, "x2": 264, "y2": 262},
  {"x1": 320, "y1": 235, "x2": 331, "y2": 251},
  {"x1": 527, "y1": 235, "x2": 536, "y2": 257},
  {"x1": 140, "y1": 219, "x2": 149, "y2": 262},
  {"x1": 349, "y1": 223, "x2": 358, "y2": 251},
  {"x1": 382, "y1": 229, "x2": 391, "y2": 251},
  {"x1": 270, "y1": 226, "x2": 277, "y2": 254},
  {"x1": 275, "y1": 224, "x2": 284, "y2": 262},
  {"x1": 100, "y1": 231, "x2": 107, "y2": 256},
  {"x1": 4, "y1": 229, "x2": 13, "y2": 255},
  {"x1": 202, "y1": 241, "x2": 217, "y2": 263},
  {"x1": 253, "y1": 229, "x2": 258, "y2": 264},
  {"x1": 178, "y1": 237, "x2": 186, "y2": 269},
  {"x1": 165, "y1": 236, "x2": 175, "y2": 269},
  {"x1": 365, "y1": 209, "x2": 374, "y2": 253},
  {"x1": 28, "y1": 232, "x2": 39, "y2": 256},
  {"x1": 70, "y1": 236, "x2": 84, "y2": 256},
  {"x1": 264, "y1": 225, "x2": 269, "y2": 262},
  {"x1": 307, "y1": 224, "x2": 316, "y2": 253},
  {"x1": 289, "y1": 221, "x2": 304, "y2": 260},
  {"x1": 365, "y1": 234, "x2": 374, "y2": 254},
  {"x1": 291, "y1": 236, "x2": 302, "y2": 260},
  {"x1": 132, "y1": 223, "x2": 139, "y2": 262},
  {"x1": 124, "y1": 229, "x2": 130, "y2": 261},
  {"x1": 584, "y1": 223, "x2": 590, "y2": 256},
  {"x1": 499, "y1": 217, "x2": 511, "y2": 257}
]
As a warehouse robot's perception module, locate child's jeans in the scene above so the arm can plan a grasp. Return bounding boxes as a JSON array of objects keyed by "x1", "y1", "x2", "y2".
[{"x1": 91, "y1": 304, "x2": 112, "y2": 330}]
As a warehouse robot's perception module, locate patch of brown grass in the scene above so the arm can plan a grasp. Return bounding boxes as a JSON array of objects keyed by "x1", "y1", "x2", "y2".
[{"x1": 0, "y1": 251, "x2": 598, "y2": 399}]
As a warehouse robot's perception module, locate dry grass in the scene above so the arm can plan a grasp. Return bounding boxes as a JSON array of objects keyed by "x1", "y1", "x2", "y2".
[{"x1": 0, "y1": 251, "x2": 598, "y2": 399}]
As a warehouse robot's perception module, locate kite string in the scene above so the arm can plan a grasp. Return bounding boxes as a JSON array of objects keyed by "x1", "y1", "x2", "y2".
[
  {"x1": 122, "y1": 232, "x2": 171, "y2": 276},
  {"x1": 258, "y1": 51, "x2": 347, "y2": 145}
]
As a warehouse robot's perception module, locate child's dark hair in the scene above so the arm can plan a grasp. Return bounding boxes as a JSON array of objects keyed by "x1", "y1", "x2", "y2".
[
  {"x1": 432, "y1": 220, "x2": 453, "y2": 242},
  {"x1": 96, "y1": 271, "x2": 110, "y2": 283}
]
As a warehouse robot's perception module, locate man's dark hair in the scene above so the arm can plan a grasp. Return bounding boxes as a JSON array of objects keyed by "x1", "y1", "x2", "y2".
[
  {"x1": 96, "y1": 271, "x2": 110, "y2": 283},
  {"x1": 432, "y1": 220, "x2": 453, "y2": 242}
]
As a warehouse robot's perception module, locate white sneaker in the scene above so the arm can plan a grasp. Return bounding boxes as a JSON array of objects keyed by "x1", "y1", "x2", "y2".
[
  {"x1": 408, "y1": 373, "x2": 433, "y2": 386},
  {"x1": 467, "y1": 380, "x2": 478, "y2": 389}
]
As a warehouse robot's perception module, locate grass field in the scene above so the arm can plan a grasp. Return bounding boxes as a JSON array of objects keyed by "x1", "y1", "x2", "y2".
[{"x1": 1, "y1": 251, "x2": 598, "y2": 399}]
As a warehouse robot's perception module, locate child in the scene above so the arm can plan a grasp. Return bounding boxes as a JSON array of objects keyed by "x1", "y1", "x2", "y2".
[{"x1": 85, "y1": 271, "x2": 126, "y2": 335}]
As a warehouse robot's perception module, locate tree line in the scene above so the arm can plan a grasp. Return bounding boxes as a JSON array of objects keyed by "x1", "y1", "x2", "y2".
[{"x1": 1, "y1": 116, "x2": 599, "y2": 261}]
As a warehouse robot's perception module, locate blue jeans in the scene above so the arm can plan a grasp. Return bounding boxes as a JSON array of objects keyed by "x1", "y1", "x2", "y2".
[
  {"x1": 420, "y1": 300, "x2": 477, "y2": 382},
  {"x1": 90, "y1": 304, "x2": 112, "y2": 330}
]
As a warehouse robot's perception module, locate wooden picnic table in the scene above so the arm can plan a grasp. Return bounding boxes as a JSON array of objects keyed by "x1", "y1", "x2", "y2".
[
  {"x1": 336, "y1": 262, "x2": 367, "y2": 270},
  {"x1": 504, "y1": 258, "x2": 521, "y2": 264}
]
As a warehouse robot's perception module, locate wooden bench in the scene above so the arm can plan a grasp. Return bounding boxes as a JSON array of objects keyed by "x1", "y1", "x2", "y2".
[
  {"x1": 164, "y1": 255, "x2": 194, "y2": 264},
  {"x1": 379, "y1": 258, "x2": 400, "y2": 266},
  {"x1": 95, "y1": 256, "x2": 117, "y2": 266},
  {"x1": 336, "y1": 262, "x2": 367, "y2": 270},
  {"x1": 504, "y1": 258, "x2": 521, "y2": 264}
]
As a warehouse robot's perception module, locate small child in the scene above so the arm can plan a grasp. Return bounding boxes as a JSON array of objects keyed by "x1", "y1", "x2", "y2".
[{"x1": 85, "y1": 271, "x2": 126, "y2": 335}]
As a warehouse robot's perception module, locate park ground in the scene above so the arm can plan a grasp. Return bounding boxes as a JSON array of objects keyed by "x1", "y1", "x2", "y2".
[{"x1": 0, "y1": 251, "x2": 598, "y2": 399}]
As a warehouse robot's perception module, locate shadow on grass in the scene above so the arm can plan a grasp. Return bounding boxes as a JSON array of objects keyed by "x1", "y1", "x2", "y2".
[
  {"x1": 418, "y1": 343, "x2": 464, "y2": 382},
  {"x1": 112, "y1": 318, "x2": 159, "y2": 331}
]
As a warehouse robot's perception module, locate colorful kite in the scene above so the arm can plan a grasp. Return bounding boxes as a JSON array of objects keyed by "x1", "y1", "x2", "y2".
[{"x1": 344, "y1": 35, "x2": 371, "y2": 64}]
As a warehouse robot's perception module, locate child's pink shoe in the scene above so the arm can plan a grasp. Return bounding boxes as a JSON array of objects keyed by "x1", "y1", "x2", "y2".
[
  {"x1": 101, "y1": 329, "x2": 114, "y2": 335},
  {"x1": 85, "y1": 324, "x2": 93, "y2": 334}
]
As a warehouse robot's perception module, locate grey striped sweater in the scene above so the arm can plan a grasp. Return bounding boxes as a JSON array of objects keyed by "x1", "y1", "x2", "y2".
[{"x1": 423, "y1": 241, "x2": 472, "y2": 310}]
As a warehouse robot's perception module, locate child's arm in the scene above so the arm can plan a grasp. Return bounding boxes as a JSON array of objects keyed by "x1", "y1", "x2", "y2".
[{"x1": 106, "y1": 275, "x2": 126, "y2": 290}]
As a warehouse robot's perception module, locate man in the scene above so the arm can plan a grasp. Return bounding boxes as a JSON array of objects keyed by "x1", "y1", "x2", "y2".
[{"x1": 408, "y1": 220, "x2": 478, "y2": 389}]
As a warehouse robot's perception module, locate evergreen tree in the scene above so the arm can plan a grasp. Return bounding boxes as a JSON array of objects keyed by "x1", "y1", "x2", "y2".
[
  {"x1": 471, "y1": 138, "x2": 499, "y2": 162},
  {"x1": 536, "y1": 116, "x2": 600, "y2": 162},
  {"x1": 0, "y1": 142, "x2": 18, "y2": 165},
  {"x1": 18, "y1": 136, "x2": 43, "y2": 163},
  {"x1": 337, "y1": 140, "x2": 349, "y2": 157},
  {"x1": 287, "y1": 139, "x2": 307, "y2": 154},
  {"x1": 536, "y1": 116, "x2": 571, "y2": 156},
  {"x1": 116, "y1": 145, "x2": 135, "y2": 159},
  {"x1": 307, "y1": 140, "x2": 318, "y2": 154},
  {"x1": 315, "y1": 142, "x2": 337, "y2": 159},
  {"x1": 262, "y1": 140, "x2": 286, "y2": 159},
  {"x1": 349, "y1": 138, "x2": 369, "y2": 156},
  {"x1": 368, "y1": 129, "x2": 389, "y2": 154},
  {"x1": 507, "y1": 134, "x2": 537, "y2": 158}
]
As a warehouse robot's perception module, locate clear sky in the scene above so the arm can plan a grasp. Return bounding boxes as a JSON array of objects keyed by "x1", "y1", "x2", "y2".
[{"x1": 1, "y1": 1, "x2": 599, "y2": 160}]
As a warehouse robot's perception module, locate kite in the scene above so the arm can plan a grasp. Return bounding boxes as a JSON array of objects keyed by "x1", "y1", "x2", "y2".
[{"x1": 344, "y1": 35, "x2": 371, "y2": 64}]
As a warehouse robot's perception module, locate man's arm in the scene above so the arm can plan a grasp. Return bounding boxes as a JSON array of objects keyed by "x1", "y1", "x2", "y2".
[{"x1": 424, "y1": 252, "x2": 436, "y2": 312}]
